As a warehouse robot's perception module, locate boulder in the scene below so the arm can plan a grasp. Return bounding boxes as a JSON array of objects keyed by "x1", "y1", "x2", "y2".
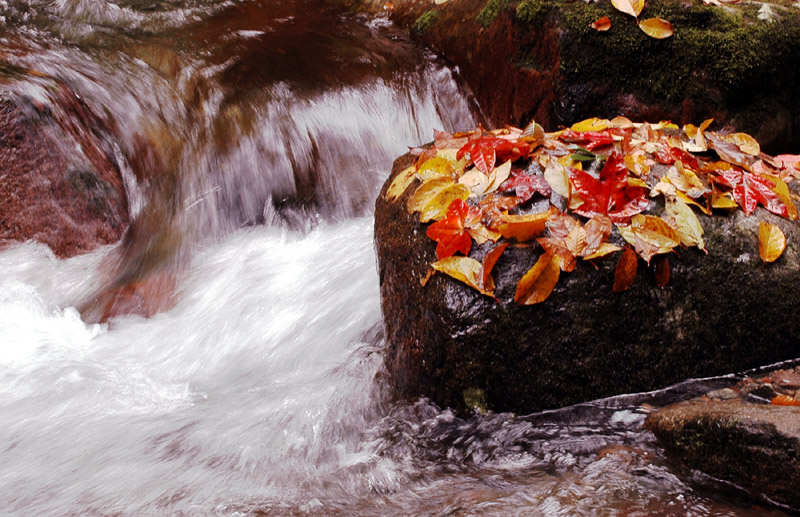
[
  {"x1": 348, "y1": 0, "x2": 800, "y2": 153},
  {"x1": 645, "y1": 398, "x2": 800, "y2": 511},
  {"x1": 374, "y1": 151, "x2": 800, "y2": 415},
  {"x1": 0, "y1": 71, "x2": 129, "y2": 257}
]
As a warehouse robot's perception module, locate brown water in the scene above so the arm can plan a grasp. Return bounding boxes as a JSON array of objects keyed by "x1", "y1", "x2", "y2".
[{"x1": 0, "y1": 0, "x2": 793, "y2": 514}]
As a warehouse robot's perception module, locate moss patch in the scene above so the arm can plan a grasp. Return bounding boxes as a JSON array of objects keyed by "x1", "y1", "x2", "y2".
[
  {"x1": 412, "y1": 10, "x2": 440, "y2": 35},
  {"x1": 476, "y1": 0, "x2": 511, "y2": 28}
]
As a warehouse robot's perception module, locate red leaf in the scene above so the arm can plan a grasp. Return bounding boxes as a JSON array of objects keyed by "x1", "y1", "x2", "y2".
[
  {"x1": 569, "y1": 151, "x2": 650, "y2": 223},
  {"x1": 560, "y1": 129, "x2": 614, "y2": 151},
  {"x1": 426, "y1": 199, "x2": 472, "y2": 259},
  {"x1": 653, "y1": 145, "x2": 699, "y2": 169},
  {"x1": 712, "y1": 168, "x2": 787, "y2": 216},
  {"x1": 499, "y1": 169, "x2": 552, "y2": 202},
  {"x1": 612, "y1": 247, "x2": 638, "y2": 292},
  {"x1": 457, "y1": 135, "x2": 530, "y2": 174}
]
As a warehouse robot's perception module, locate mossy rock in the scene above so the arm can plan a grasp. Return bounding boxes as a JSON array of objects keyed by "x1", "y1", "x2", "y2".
[{"x1": 343, "y1": 0, "x2": 800, "y2": 153}]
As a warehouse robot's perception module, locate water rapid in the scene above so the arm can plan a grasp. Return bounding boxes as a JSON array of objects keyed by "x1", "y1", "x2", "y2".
[{"x1": 0, "y1": 0, "x2": 791, "y2": 514}]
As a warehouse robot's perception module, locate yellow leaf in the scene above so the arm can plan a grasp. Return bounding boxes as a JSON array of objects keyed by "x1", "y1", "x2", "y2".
[
  {"x1": 545, "y1": 160, "x2": 571, "y2": 198},
  {"x1": 676, "y1": 190, "x2": 711, "y2": 215},
  {"x1": 514, "y1": 252, "x2": 561, "y2": 305},
  {"x1": 639, "y1": 17, "x2": 674, "y2": 39},
  {"x1": 386, "y1": 165, "x2": 417, "y2": 201},
  {"x1": 467, "y1": 225, "x2": 501, "y2": 245},
  {"x1": 498, "y1": 207, "x2": 557, "y2": 242},
  {"x1": 459, "y1": 168, "x2": 489, "y2": 196},
  {"x1": 571, "y1": 117, "x2": 609, "y2": 132},
  {"x1": 417, "y1": 156, "x2": 455, "y2": 181},
  {"x1": 667, "y1": 161, "x2": 709, "y2": 198},
  {"x1": 758, "y1": 221, "x2": 786, "y2": 263},
  {"x1": 665, "y1": 197, "x2": 705, "y2": 250},
  {"x1": 419, "y1": 184, "x2": 471, "y2": 222},
  {"x1": 583, "y1": 242, "x2": 622, "y2": 261},
  {"x1": 431, "y1": 256, "x2": 495, "y2": 296},
  {"x1": 407, "y1": 177, "x2": 453, "y2": 213},
  {"x1": 612, "y1": 0, "x2": 644, "y2": 17},
  {"x1": 711, "y1": 190, "x2": 739, "y2": 210},
  {"x1": 485, "y1": 160, "x2": 513, "y2": 194},
  {"x1": 721, "y1": 132, "x2": 760, "y2": 156},
  {"x1": 625, "y1": 153, "x2": 651, "y2": 177},
  {"x1": 591, "y1": 16, "x2": 612, "y2": 31},
  {"x1": 761, "y1": 173, "x2": 799, "y2": 220},
  {"x1": 630, "y1": 214, "x2": 681, "y2": 262}
]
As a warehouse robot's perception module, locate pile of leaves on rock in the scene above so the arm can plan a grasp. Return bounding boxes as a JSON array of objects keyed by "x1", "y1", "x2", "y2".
[{"x1": 385, "y1": 117, "x2": 800, "y2": 304}]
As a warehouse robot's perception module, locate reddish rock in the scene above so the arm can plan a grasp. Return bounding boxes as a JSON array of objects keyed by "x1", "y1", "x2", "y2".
[{"x1": 0, "y1": 81, "x2": 129, "y2": 257}]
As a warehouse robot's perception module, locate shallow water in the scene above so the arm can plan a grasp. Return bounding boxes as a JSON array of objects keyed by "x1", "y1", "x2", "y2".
[{"x1": 0, "y1": 0, "x2": 793, "y2": 514}]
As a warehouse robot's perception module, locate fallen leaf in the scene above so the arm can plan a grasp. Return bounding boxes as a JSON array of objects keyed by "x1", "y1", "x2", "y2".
[
  {"x1": 416, "y1": 156, "x2": 455, "y2": 180},
  {"x1": 514, "y1": 252, "x2": 561, "y2": 304},
  {"x1": 407, "y1": 177, "x2": 453, "y2": 213},
  {"x1": 569, "y1": 151, "x2": 650, "y2": 223},
  {"x1": 770, "y1": 394, "x2": 800, "y2": 406},
  {"x1": 625, "y1": 214, "x2": 681, "y2": 263},
  {"x1": 420, "y1": 183, "x2": 471, "y2": 222},
  {"x1": 591, "y1": 16, "x2": 612, "y2": 31},
  {"x1": 498, "y1": 206, "x2": 557, "y2": 242},
  {"x1": 711, "y1": 189, "x2": 739, "y2": 210},
  {"x1": 612, "y1": 247, "x2": 638, "y2": 292},
  {"x1": 426, "y1": 198, "x2": 472, "y2": 259},
  {"x1": 760, "y1": 173, "x2": 799, "y2": 220},
  {"x1": 571, "y1": 117, "x2": 609, "y2": 132},
  {"x1": 544, "y1": 159, "x2": 572, "y2": 199},
  {"x1": 665, "y1": 196, "x2": 705, "y2": 250},
  {"x1": 713, "y1": 168, "x2": 787, "y2": 217},
  {"x1": 386, "y1": 164, "x2": 417, "y2": 201},
  {"x1": 459, "y1": 168, "x2": 489, "y2": 196},
  {"x1": 499, "y1": 168, "x2": 552, "y2": 202},
  {"x1": 612, "y1": 0, "x2": 644, "y2": 17},
  {"x1": 758, "y1": 221, "x2": 786, "y2": 263},
  {"x1": 481, "y1": 242, "x2": 509, "y2": 288},
  {"x1": 583, "y1": 242, "x2": 622, "y2": 260},
  {"x1": 431, "y1": 256, "x2": 494, "y2": 296},
  {"x1": 721, "y1": 132, "x2": 760, "y2": 156},
  {"x1": 639, "y1": 18, "x2": 674, "y2": 39},
  {"x1": 653, "y1": 254, "x2": 670, "y2": 286}
]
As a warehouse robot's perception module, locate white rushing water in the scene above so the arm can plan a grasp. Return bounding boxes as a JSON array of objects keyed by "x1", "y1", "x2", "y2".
[{"x1": 0, "y1": 220, "x2": 391, "y2": 514}]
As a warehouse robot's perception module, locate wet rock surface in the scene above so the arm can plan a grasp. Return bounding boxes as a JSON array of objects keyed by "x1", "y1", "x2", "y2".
[
  {"x1": 375, "y1": 152, "x2": 800, "y2": 415},
  {"x1": 0, "y1": 78, "x2": 129, "y2": 257},
  {"x1": 349, "y1": 0, "x2": 800, "y2": 154},
  {"x1": 645, "y1": 366, "x2": 800, "y2": 511}
]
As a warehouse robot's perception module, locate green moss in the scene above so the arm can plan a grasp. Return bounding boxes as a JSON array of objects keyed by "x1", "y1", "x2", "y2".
[
  {"x1": 476, "y1": 0, "x2": 511, "y2": 28},
  {"x1": 515, "y1": 0, "x2": 554, "y2": 24},
  {"x1": 516, "y1": 0, "x2": 800, "y2": 117},
  {"x1": 412, "y1": 10, "x2": 440, "y2": 35}
]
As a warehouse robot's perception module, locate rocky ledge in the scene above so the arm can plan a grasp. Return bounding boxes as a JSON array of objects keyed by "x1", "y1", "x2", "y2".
[
  {"x1": 645, "y1": 365, "x2": 800, "y2": 511},
  {"x1": 0, "y1": 68, "x2": 129, "y2": 258}
]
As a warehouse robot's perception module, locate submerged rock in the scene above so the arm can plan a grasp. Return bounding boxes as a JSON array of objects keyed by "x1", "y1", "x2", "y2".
[
  {"x1": 375, "y1": 152, "x2": 800, "y2": 415},
  {"x1": 0, "y1": 75, "x2": 129, "y2": 257},
  {"x1": 645, "y1": 398, "x2": 800, "y2": 511}
]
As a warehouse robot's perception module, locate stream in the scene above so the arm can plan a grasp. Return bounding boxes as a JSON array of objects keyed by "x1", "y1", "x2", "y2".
[{"x1": 0, "y1": 0, "x2": 792, "y2": 514}]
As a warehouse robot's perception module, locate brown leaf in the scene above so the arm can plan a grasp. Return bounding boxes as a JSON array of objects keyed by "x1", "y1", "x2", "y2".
[
  {"x1": 653, "y1": 254, "x2": 670, "y2": 287},
  {"x1": 481, "y1": 242, "x2": 509, "y2": 289},
  {"x1": 612, "y1": 247, "x2": 638, "y2": 292},
  {"x1": 514, "y1": 252, "x2": 561, "y2": 305},
  {"x1": 758, "y1": 221, "x2": 786, "y2": 263},
  {"x1": 639, "y1": 17, "x2": 674, "y2": 39}
]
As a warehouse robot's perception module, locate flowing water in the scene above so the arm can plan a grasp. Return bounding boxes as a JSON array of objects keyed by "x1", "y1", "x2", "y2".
[{"x1": 0, "y1": 0, "x2": 793, "y2": 514}]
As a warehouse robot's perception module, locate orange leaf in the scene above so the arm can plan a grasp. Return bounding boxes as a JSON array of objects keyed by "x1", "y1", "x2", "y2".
[
  {"x1": 591, "y1": 16, "x2": 612, "y2": 31},
  {"x1": 514, "y1": 252, "x2": 561, "y2": 305},
  {"x1": 498, "y1": 206, "x2": 557, "y2": 242},
  {"x1": 612, "y1": 247, "x2": 638, "y2": 292},
  {"x1": 758, "y1": 221, "x2": 786, "y2": 263},
  {"x1": 481, "y1": 242, "x2": 509, "y2": 289},
  {"x1": 639, "y1": 18, "x2": 674, "y2": 39},
  {"x1": 771, "y1": 394, "x2": 800, "y2": 406},
  {"x1": 431, "y1": 256, "x2": 494, "y2": 296}
]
